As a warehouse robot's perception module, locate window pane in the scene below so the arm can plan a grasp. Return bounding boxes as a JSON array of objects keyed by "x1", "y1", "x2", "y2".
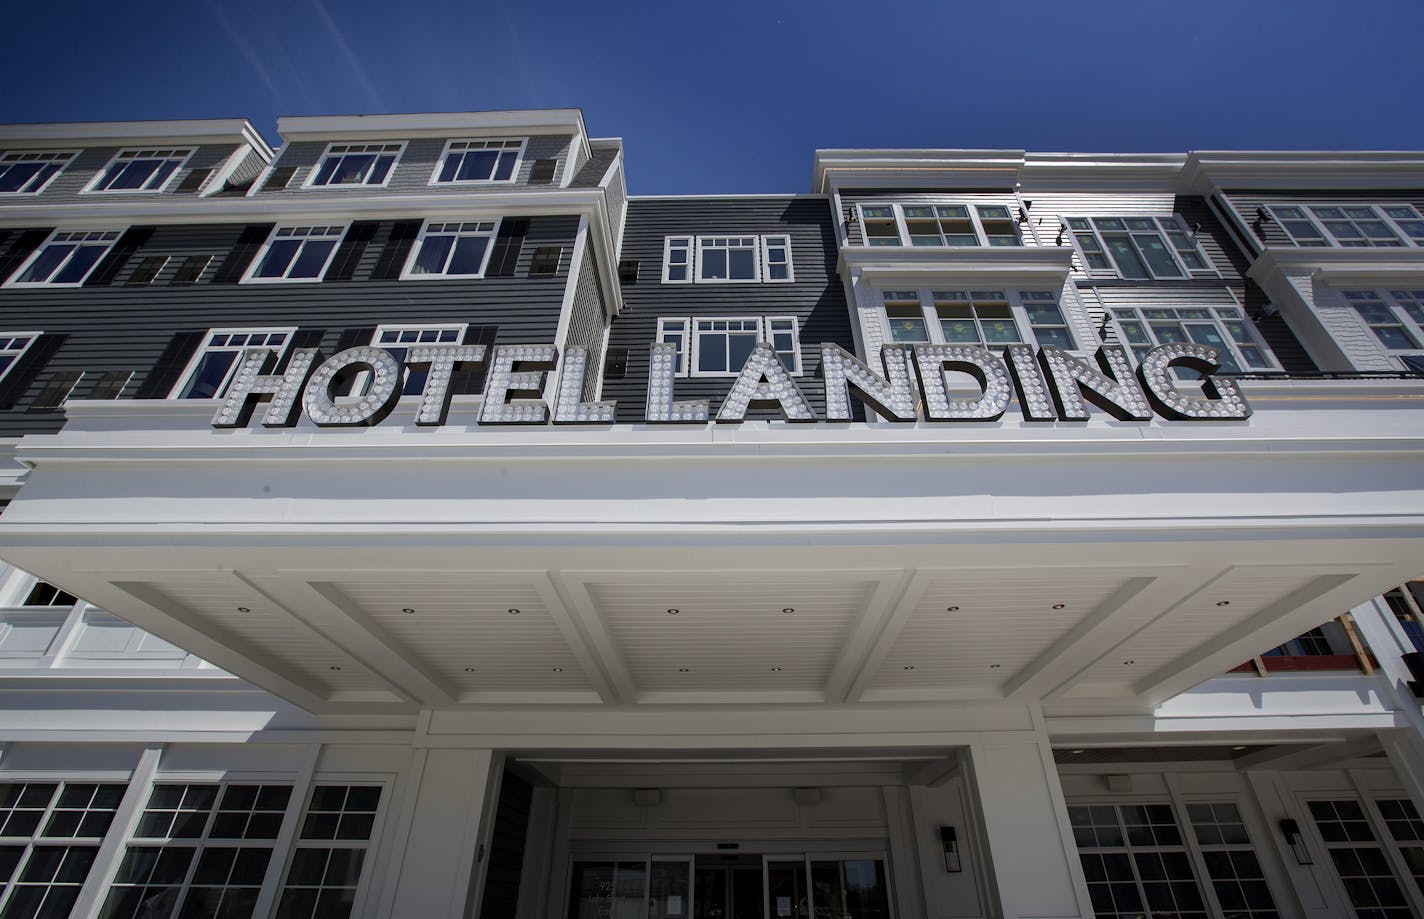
[
  {"x1": 254, "y1": 239, "x2": 301, "y2": 278},
  {"x1": 1133, "y1": 234, "x2": 1183, "y2": 277},
  {"x1": 447, "y1": 236, "x2": 490, "y2": 275},
  {"x1": 411, "y1": 236, "x2": 453, "y2": 275},
  {"x1": 701, "y1": 249, "x2": 727, "y2": 280},
  {"x1": 289, "y1": 240, "x2": 335, "y2": 279},
  {"x1": 1104, "y1": 235, "x2": 1150, "y2": 279}
]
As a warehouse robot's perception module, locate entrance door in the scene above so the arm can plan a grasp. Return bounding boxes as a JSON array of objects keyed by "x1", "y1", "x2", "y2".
[
  {"x1": 695, "y1": 860, "x2": 765, "y2": 919},
  {"x1": 765, "y1": 858, "x2": 809, "y2": 919}
]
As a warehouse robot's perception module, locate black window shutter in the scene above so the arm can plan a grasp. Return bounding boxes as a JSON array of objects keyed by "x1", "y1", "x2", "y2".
[
  {"x1": 486, "y1": 219, "x2": 529, "y2": 278},
  {"x1": 326, "y1": 221, "x2": 379, "y2": 281},
  {"x1": 211, "y1": 224, "x2": 275, "y2": 284},
  {"x1": 84, "y1": 226, "x2": 155, "y2": 287},
  {"x1": 134, "y1": 331, "x2": 206, "y2": 399},
  {"x1": 0, "y1": 229, "x2": 55, "y2": 283},
  {"x1": 370, "y1": 221, "x2": 423, "y2": 280},
  {"x1": 261, "y1": 166, "x2": 298, "y2": 191},
  {"x1": 277, "y1": 329, "x2": 326, "y2": 372},
  {"x1": 449, "y1": 324, "x2": 498, "y2": 396},
  {"x1": 336, "y1": 327, "x2": 376, "y2": 353},
  {"x1": 176, "y1": 168, "x2": 213, "y2": 193},
  {"x1": 0, "y1": 334, "x2": 67, "y2": 410},
  {"x1": 529, "y1": 159, "x2": 558, "y2": 184}
]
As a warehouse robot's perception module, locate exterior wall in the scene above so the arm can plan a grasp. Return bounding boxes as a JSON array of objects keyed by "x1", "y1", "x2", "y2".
[{"x1": 602, "y1": 196, "x2": 853, "y2": 422}]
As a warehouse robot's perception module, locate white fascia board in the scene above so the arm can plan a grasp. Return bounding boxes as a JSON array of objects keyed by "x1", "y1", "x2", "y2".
[
  {"x1": 1249, "y1": 247, "x2": 1424, "y2": 289},
  {"x1": 0, "y1": 439, "x2": 26, "y2": 499},
  {"x1": 1183, "y1": 150, "x2": 1424, "y2": 195},
  {"x1": 840, "y1": 245, "x2": 1073, "y2": 286},
  {"x1": 813, "y1": 149, "x2": 1025, "y2": 194},
  {"x1": 277, "y1": 109, "x2": 589, "y2": 155},
  {"x1": 0, "y1": 187, "x2": 611, "y2": 230},
  {"x1": 0, "y1": 119, "x2": 272, "y2": 158},
  {"x1": 1019, "y1": 152, "x2": 1189, "y2": 193}
]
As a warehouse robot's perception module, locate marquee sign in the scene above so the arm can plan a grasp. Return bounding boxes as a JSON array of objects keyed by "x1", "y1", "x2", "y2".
[{"x1": 210, "y1": 340, "x2": 1251, "y2": 429}]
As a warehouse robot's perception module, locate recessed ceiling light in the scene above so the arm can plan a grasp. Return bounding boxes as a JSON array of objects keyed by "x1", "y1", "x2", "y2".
[
  {"x1": 781, "y1": 608, "x2": 795, "y2": 614},
  {"x1": 464, "y1": 667, "x2": 476, "y2": 672},
  {"x1": 903, "y1": 665, "x2": 915, "y2": 670},
  {"x1": 667, "y1": 608, "x2": 680, "y2": 615},
  {"x1": 770, "y1": 667, "x2": 782, "y2": 672},
  {"x1": 1071, "y1": 749, "x2": 1085, "y2": 754},
  {"x1": 1232, "y1": 745, "x2": 1246, "y2": 751},
  {"x1": 678, "y1": 668, "x2": 690, "y2": 673},
  {"x1": 946, "y1": 606, "x2": 959, "y2": 612},
  {"x1": 402, "y1": 608, "x2": 415, "y2": 614},
  {"x1": 507, "y1": 608, "x2": 521, "y2": 615},
  {"x1": 329, "y1": 666, "x2": 341, "y2": 671},
  {"x1": 1123, "y1": 660, "x2": 1135, "y2": 666},
  {"x1": 1216, "y1": 601, "x2": 1231, "y2": 607},
  {"x1": 989, "y1": 663, "x2": 1000, "y2": 669},
  {"x1": 236, "y1": 607, "x2": 250, "y2": 613},
  {"x1": 1052, "y1": 604, "x2": 1066, "y2": 610},
  {"x1": 551, "y1": 667, "x2": 563, "y2": 672}
]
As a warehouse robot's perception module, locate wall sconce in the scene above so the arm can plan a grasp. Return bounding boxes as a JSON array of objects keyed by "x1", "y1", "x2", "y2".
[
  {"x1": 1279, "y1": 818, "x2": 1312, "y2": 865},
  {"x1": 939, "y1": 826, "x2": 962, "y2": 872},
  {"x1": 1055, "y1": 226, "x2": 1066, "y2": 247},
  {"x1": 1017, "y1": 207, "x2": 1029, "y2": 225}
]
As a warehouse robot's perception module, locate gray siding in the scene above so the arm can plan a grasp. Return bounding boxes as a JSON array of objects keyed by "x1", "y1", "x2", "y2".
[
  {"x1": 226, "y1": 147, "x2": 269, "y2": 188},
  {"x1": 0, "y1": 215, "x2": 582, "y2": 437},
  {"x1": 0, "y1": 144, "x2": 242, "y2": 208},
  {"x1": 565, "y1": 245, "x2": 607, "y2": 401},
  {"x1": 571, "y1": 144, "x2": 619, "y2": 188},
  {"x1": 258, "y1": 135, "x2": 572, "y2": 197},
  {"x1": 603, "y1": 197, "x2": 852, "y2": 423}
]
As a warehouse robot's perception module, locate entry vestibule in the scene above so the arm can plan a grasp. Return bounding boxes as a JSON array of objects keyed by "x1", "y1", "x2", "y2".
[{"x1": 566, "y1": 854, "x2": 891, "y2": 919}]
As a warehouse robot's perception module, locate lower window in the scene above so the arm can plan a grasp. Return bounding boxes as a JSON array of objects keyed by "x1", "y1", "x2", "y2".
[
  {"x1": 879, "y1": 289, "x2": 1075, "y2": 350},
  {"x1": 1112, "y1": 306, "x2": 1276, "y2": 373},
  {"x1": 657, "y1": 316, "x2": 801, "y2": 377},
  {"x1": 0, "y1": 781, "x2": 127, "y2": 917},
  {"x1": 1309, "y1": 799, "x2": 1415, "y2": 919},
  {"x1": 1070, "y1": 803, "x2": 1209, "y2": 919},
  {"x1": 172, "y1": 328, "x2": 296, "y2": 399},
  {"x1": 276, "y1": 784, "x2": 382, "y2": 919}
]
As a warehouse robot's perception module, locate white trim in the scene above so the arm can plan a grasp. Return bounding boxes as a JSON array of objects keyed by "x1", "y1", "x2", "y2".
[
  {"x1": 241, "y1": 224, "x2": 348, "y2": 284},
  {"x1": 761, "y1": 234, "x2": 795, "y2": 283},
  {"x1": 427, "y1": 138, "x2": 527, "y2": 187},
  {"x1": 302, "y1": 141, "x2": 405, "y2": 190},
  {"x1": 1268, "y1": 202, "x2": 1424, "y2": 249},
  {"x1": 694, "y1": 235, "x2": 762, "y2": 284},
  {"x1": 81, "y1": 148, "x2": 195, "y2": 195},
  {"x1": 684, "y1": 315, "x2": 803, "y2": 377},
  {"x1": 876, "y1": 287, "x2": 1076, "y2": 351},
  {"x1": 2, "y1": 229, "x2": 123, "y2": 288},
  {"x1": 0, "y1": 332, "x2": 43, "y2": 383},
  {"x1": 661, "y1": 235, "x2": 794, "y2": 285},
  {"x1": 655, "y1": 318, "x2": 690, "y2": 377},
  {"x1": 854, "y1": 201, "x2": 1025, "y2": 248},
  {"x1": 168, "y1": 327, "x2": 299, "y2": 399},
  {"x1": 398, "y1": 219, "x2": 500, "y2": 281},
  {"x1": 662, "y1": 236, "x2": 692, "y2": 284},
  {"x1": 0, "y1": 150, "x2": 78, "y2": 197}
]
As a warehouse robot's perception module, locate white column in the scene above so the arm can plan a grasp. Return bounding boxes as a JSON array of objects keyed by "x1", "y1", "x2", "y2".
[
  {"x1": 1345, "y1": 598, "x2": 1424, "y2": 815},
  {"x1": 384, "y1": 747, "x2": 497, "y2": 919},
  {"x1": 72, "y1": 745, "x2": 163, "y2": 919},
  {"x1": 965, "y1": 734, "x2": 1092, "y2": 919}
]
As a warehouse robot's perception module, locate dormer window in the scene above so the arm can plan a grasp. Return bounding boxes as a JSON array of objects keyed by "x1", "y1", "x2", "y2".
[
  {"x1": 1267, "y1": 204, "x2": 1424, "y2": 248},
  {"x1": 5, "y1": 230, "x2": 121, "y2": 287},
  {"x1": 88, "y1": 149, "x2": 192, "y2": 193},
  {"x1": 856, "y1": 203, "x2": 1022, "y2": 247},
  {"x1": 307, "y1": 143, "x2": 404, "y2": 188},
  {"x1": 432, "y1": 139, "x2": 524, "y2": 184},
  {"x1": 0, "y1": 151, "x2": 75, "y2": 195},
  {"x1": 1067, "y1": 216, "x2": 1215, "y2": 278}
]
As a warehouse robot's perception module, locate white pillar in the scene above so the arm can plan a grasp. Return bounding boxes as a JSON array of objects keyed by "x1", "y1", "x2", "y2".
[
  {"x1": 1345, "y1": 598, "x2": 1424, "y2": 816},
  {"x1": 965, "y1": 734, "x2": 1092, "y2": 919},
  {"x1": 385, "y1": 748, "x2": 497, "y2": 919}
]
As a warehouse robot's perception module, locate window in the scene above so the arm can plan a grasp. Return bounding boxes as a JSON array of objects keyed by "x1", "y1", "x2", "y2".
[
  {"x1": 529, "y1": 246, "x2": 562, "y2": 277},
  {"x1": 306, "y1": 143, "x2": 403, "y2": 188},
  {"x1": 88, "y1": 149, "x2": 192, "y2": 193},
  {"x1": 662, "y1": 235, "x2": 795, "y2": 284},
  {"x1": 1308, "y1": 799, "x2": 1415, "y2": 919},
  {"x1": 402, "y1": 221, "x2": 498, "y2": 279},
  {"x1": 170, "y1": 255, "x2": 212, "y2": 285},
  {"x1": 618, "y1": 259, "x2": 639, "y2": 285},
  {"x1": 277, "y1": 785, "x2": 381, "y2": 919},
  {"x1": 28, "y1": 371, "x2": 83, "y2": 411},
  {"x1": 1377, "y1": 798, "x2": 1424, "y2": 894},
  {"x1": 1344, "y1": 290, "x2": 1424, "y2": 361},
  {"x1": 0, "y1": 151, "x2": 74, "y2": 195},
  {"x1": 1268, "y1": 204, "x2": 1424, "y2": 248},
  {"x1": 879, "y1": 289, "x2": 1075, "y2": 349},
  {"x1": 680, "y1": 316, "x2": 801, "y2": 376},
  {"x1": 0, "y1": 334, "x2": 40, "y2": 383},
  {"x1": 245, "y1": 226, "x2": 346, "y2": 283},
  {"x1": 1067, "y1": 217, "x2": 1213, "y2": 278},
  {"x1": 22, "y1": 581, "x2": 77, "y2": 608},
  {"x1": 1068, "y1": 803, "x2": 1209, "y2": 919},
  {"x1": 172, "y1": 328, "x2": 296, "y2": 399},
  {"x1": 856, "y1": 203, "x2": 1022, "y2": 247},
  {"x1": 368, "y1": 324, "x2": 465, "y2": 395},
  {"x1": 1112, "y1": 306, "x2": 1276, "y2": 373},
  {"x1": 1185, "y1": 802, "x2": 1280, "y2": 919},
  {"x1": 6, "y1": 230, "x2": 120, "y2": 287},
  {"x1": 0, "y1": 781, "x2": 126, "y2": 918},
  {"x1": 432, "y1": 139, "x2": 523, "y2": 184},
  {"x1": 102, "y1": 782, "x2": 292, "y2": 919},
  {"x1": 126, "y1": 256, "x2": 168, "y2": 285}
]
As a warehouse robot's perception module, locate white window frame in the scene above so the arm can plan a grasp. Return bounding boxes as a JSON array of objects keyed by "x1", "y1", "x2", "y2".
[
  {"x1": 1111, "y1": 305, "x2": 1278, "y2": 374},
  {"x1": 428, "y1": 138, "x2": 526, "y2": 186},
  {"x1": 877, "y1": 288, "x2": 1076, "y2": 350},
  {"x1": 4, "y1": 229, "x2": 122, "y2": 288},
  {"x1": 0, "y1": 779, "x2": 129, "y2": 918},
  {"x1": 661, "y1": 235, "x2": 796, "y2": 285},
  {"x1": 170, "y1": 327, "x2": 298, "y2": 399},
  {"x1": 655, "y1": 318, "x2": 690, "y2": 376},
  {"x1": 1343, "y1": 289, "x2": 1424, "y2": 370},
  {"x1": 0, "y1": 332, "x2": 41, "y2": 382},
  {"x1": 681, "y1": 315, "x2": 802, "y2": 377},
  {"x1": 303, "y1": 142, "x2": 405, "y2": 189},
  {"x1": 364, "y1": 323, "x2": 468, "y2": 396},
  {"x1": 1066, "y1": 215, "x2": 1218, "y2": 279},
  {"x1": 242, "y1": 225, "x2": 348, "y2": 284},
  {"x1": 274, "y1": 780, "x2": 388, "y2": 919},
  {"x1": 400, "y1": 220, "x2": 500, "y2": 280},
  {"x1": 1268, "y1": 203, "x2": 1424, "y2": 248},
  {"x1": 854, "y1": 202, "x2": 1023, "y2": 248},
  {"x1": 0, "y1": 150, "x2": 77, "y2": 196},
  {"x1": 83, "y1": 148, "x2": 193, "y2": 194}
]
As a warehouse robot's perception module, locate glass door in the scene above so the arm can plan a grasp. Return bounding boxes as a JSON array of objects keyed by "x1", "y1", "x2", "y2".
[
  {"x1": 650, "y1": 858, "x2": 692, "y2": 919},
  {"x1": 810, "y1": 858, "x2": 891, "y2": 919},
  {"x1": 765, "y1": 857, "x2": 809, "y2": 919}
]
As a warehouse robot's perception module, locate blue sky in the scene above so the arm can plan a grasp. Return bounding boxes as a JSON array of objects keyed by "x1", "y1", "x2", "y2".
[{"x1": 4, "y1": 0, "x2": 1422, "y2": 194}]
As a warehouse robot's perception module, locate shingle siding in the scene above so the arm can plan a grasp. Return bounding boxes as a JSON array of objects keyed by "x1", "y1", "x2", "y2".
[{"x1": 602, "y1": 196, "x2": 853, "y2": 422}]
